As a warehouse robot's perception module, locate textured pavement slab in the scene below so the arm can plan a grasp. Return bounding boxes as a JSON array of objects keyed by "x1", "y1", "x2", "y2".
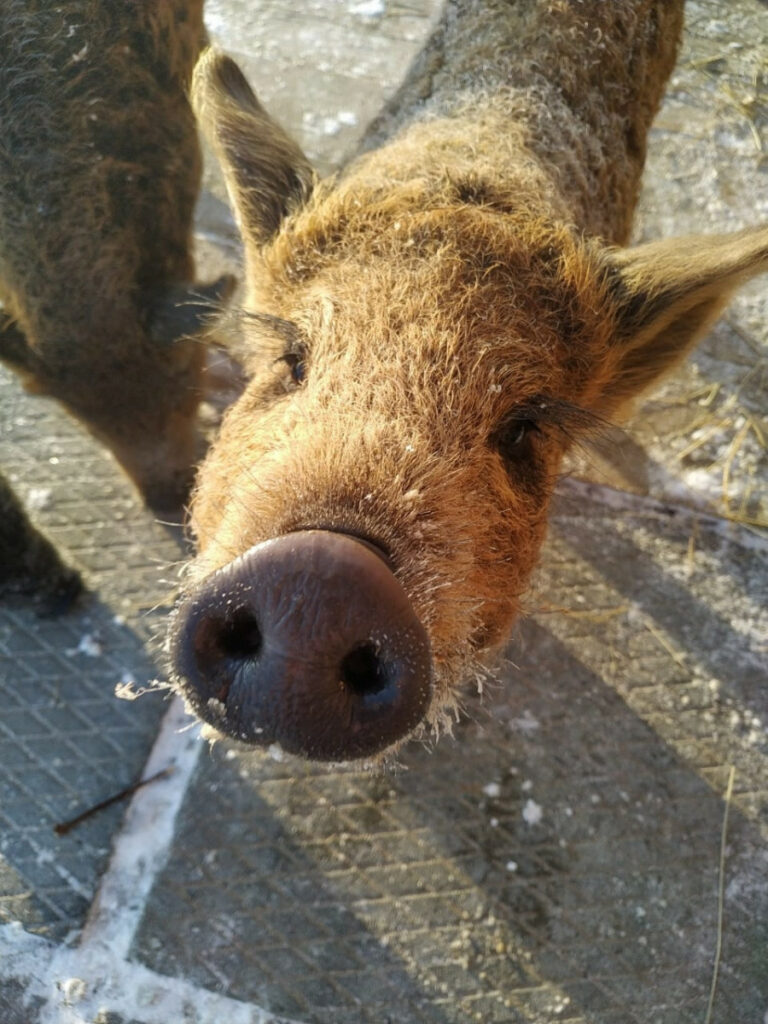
[{"x1": 1, "y1": 2, "x2": 767, "y2": 1023}]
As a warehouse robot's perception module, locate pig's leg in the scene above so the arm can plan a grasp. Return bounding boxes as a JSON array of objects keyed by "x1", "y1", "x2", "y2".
[{"x1": 0, "y1": 474, "x2": 82, "y2": 613}]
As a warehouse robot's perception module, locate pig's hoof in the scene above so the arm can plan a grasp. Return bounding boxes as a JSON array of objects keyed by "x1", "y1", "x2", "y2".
[
  {"x1": 170, "y1": 530, "x2": 433, "y2": 760},
  {"x1": 0, "y1": 563, "x2": 83, "y2": 616},
  {"x1": 37, "y1": 564, "x2": 83, "y2": 616}
]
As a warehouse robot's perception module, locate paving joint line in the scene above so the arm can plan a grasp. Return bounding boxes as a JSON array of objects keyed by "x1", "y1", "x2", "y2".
[{"x1": 0, "y1": 697, "x2": 304, "y2": 1023}]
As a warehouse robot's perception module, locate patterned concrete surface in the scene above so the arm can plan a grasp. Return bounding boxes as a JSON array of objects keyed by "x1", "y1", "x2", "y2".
[{"x1": 1, "y1": 2, "x2": 767, "y2": 1023}]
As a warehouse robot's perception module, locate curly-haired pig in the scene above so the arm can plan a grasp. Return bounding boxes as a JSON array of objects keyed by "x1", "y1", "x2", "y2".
[{"x1": 170, "y1": 1, "x2": 768, "y2": 761}]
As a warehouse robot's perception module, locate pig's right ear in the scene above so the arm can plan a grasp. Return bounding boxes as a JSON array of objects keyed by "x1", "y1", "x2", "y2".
[{"x1": 192, "y1": 49, "x2": 315, "y2": 248}]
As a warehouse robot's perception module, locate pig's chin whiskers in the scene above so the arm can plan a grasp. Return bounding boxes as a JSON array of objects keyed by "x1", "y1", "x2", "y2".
[{"x1": 154, "y1": 555, "x2": 188, "y2": 570}]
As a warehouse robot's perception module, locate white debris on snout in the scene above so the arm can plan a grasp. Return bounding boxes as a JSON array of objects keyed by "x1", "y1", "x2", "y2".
[
  {"x1": 482, "y1": 782, "x2": 501, "y2": 798},
  {"x1": 115, "y1": 676, "x2": 138, "y2": 701},
  {"x1": 206, "y1": 698, "x2": 226, "y2": 719},
  {"x1": 522, "y1": 799, "x2": 543, "y2": 826},
  {"x1": 200, "y1": 723, "x2": 222, "y2": 744},
  {"x1": 268, "y1": 743, "x2": 286, "y2": 762},
  {"x1": 115, "y1": 672, "x2": 161, "y2": 701}
]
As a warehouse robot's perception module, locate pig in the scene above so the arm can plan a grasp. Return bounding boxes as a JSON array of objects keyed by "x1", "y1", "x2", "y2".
[
  {"x1": 0, "y1": 0, "x2": 233, "y2": 524},
  {"x1": 169, "y1": 1, "x2": 768, "y2": 762}
]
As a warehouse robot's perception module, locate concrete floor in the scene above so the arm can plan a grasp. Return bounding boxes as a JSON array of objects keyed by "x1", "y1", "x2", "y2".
[{"x1": 1, "y1": 2, "x2": 767, "y2": 1022}]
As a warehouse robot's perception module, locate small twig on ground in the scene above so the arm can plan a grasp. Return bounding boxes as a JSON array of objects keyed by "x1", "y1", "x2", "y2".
[
  {"x1": 704, "y1": 765, "x2": 736, "y2": 1024},
  {"x1": 53, "y1": 766, "x2": 173, "y2": 836},
  {"x1": 719, "y1": 419, "x2": 751, "y2": 514},
  {"x1": 644, "y1": 620, "x2": 687, "y2": 668},
  {"x1": 675, "y1": 420, "x2": 732, "y2": 463}
]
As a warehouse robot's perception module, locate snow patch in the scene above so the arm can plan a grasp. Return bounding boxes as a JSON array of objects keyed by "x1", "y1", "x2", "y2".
[
  {"x1": 522, "y1": 799, "x2": 543, "y2": 826},
  {"x1": 352, "y1": 0, "x2": 386, "y2": 18}
]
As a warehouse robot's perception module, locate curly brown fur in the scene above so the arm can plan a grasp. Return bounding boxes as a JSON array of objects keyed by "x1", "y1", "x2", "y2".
[
  {"x1": 185, "y1": 2, "x2": 768, "y2": 752},
  {"x1": 362, "y1": 0, "x2": 684, "y2": 245}
]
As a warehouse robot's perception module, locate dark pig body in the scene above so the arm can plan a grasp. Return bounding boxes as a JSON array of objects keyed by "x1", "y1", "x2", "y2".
[
  {"x1": 0, "y1": 1, "x2": 230, "y2": 509},
  {"x1": 0, "y1": 0, "x2": 232, "y2": 605}
]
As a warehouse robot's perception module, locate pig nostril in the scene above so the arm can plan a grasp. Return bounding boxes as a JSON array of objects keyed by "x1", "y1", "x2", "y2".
[
  {"x1": 340, "y1": 643, "x2": 391, "y2": 696},
  {"x1": 217, "y1": 606, "x2": 263, "y2": 660},
  {"x1": 196, "y1": 606, "x2": 263, "y2": 663}
]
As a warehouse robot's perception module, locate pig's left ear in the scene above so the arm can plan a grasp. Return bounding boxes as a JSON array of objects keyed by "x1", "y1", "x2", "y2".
[
  {"x1": 192, "y1": 49, "x2": 315, "y2": 249},
  {"x1": 595, "y1": 225, "x2": 768, "y2": 412},
  {"x1": 148, "y1": 274, "x2": 237, "y2": 346}
]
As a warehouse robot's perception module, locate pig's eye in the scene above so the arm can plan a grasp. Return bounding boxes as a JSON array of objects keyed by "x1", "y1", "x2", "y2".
[
  {"x1": 490, "y1": 417, "x2": 541, "y2": 463},
  {"x1": 277, "y1": 350, "x2": 306, "y2": 387}
]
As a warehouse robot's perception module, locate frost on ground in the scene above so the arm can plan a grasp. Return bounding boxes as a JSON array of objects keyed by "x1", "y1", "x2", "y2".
[
  {"x1": 522, "y1": 799, "x2": 543, "y2": 826},
  {"x1": 66, "y1": 633, "x2": 103, "y2": 657}
]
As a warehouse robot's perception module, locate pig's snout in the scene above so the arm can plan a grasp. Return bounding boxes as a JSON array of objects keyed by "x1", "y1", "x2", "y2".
[{"x1": 170, "y1": 530, "x2": 433, "y2": 760}]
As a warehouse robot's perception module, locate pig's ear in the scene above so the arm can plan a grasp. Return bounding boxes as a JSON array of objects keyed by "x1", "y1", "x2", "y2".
[
  {"x1": 596, "y1": 225, "x2": 768, "y2": 411},
  {"x1": 148, "y1": 274, "x2": 237, "y2": 345},
  {"x1": 192, "y1": 49, "x2": 315, "y2": 246}
]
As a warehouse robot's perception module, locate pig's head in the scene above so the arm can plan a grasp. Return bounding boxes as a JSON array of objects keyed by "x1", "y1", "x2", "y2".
[
  {"x1": 169, "y1": 51, "x2": 768, "y2": 761},
  {"x1": 91, "y1": 274, "x2": 237, "y2": 513},
  {"x1": 1, "y1": 274, "x2": 235, "y2": 515}
]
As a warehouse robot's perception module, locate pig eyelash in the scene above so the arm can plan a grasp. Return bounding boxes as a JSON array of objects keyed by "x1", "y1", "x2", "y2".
[
  {"x1": 241, "y1": 309, "x2": 307, "y2": 358},
  {"x1": 277, "y1": 349, "x2": 307, "y2": 386},
  {"x1": 241, "y1": 309, "x2": 301, "y2": 343},
  {"x1": 490, "y1": 396, "x2": 605, "y2": 461},
  {"x1": 239, "y1": 309, "x2": 308, "y2": 385}
]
